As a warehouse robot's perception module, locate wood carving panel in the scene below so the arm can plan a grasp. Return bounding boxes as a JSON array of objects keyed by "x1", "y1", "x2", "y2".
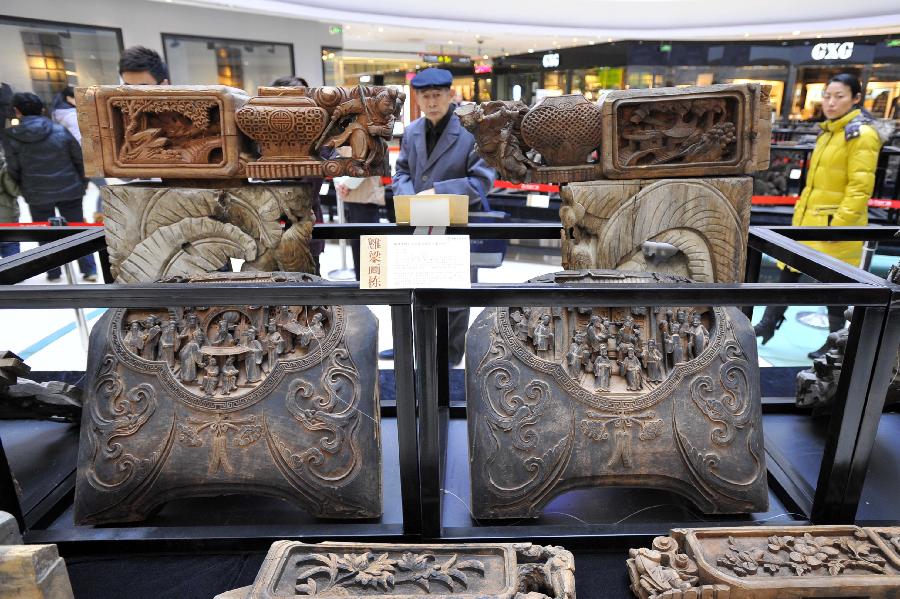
[
  {"x1": 458, "y1": 84, "x2": 770, "y2": 184},
  {"x1": 465, "y1": 270, "x2": 768, "y2": 519},
  {"x1": 216, "y1": 541, "x2": 576, "y2": 599},
  {"x1": 101, "y1": 183, "x2": 316, "y2": 282},
  {"x1": 237, "y1": 85, "x2": 405, "y2": 178},
  {"x1": 74, "y1": 272, "x2": 381, "y2": 524},
  {"x1": 76, "y1": 85, "x2": 249, "y2": 178},
  {"x1": 560, "y1": 178, "x2": 752, "y2": 283},
  {"x1": 627, "y1": 526, "x2": 900, "y2": 598}
]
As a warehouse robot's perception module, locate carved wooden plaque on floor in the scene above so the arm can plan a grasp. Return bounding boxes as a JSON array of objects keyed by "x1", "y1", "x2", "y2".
[
  {"x1": 465, "y1": 270, "x2": 768, "y2": 519},
  {"x1": 74, "y1": 272, "x2": 381, "y2": 524},
  {"x1": 101, "y1": 183, "x2": 316, "y2": 282},
  {"x1": 628, "y1": 525, "x2": 900, "y2": 598},
  {"x1": 216, "y1": 541, "x2": 576, "y2": 599},
  {"x1": 77, "y1": 85, "x2": 250, "y2": 178},
  {"x1": 560, "y1": 177, "x2": 752, "y2": 282}
]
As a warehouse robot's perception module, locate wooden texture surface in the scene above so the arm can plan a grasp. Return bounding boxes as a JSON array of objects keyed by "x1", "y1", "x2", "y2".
[
  {"x1": 216, "y1": 541, "x2": 576, "y2": 599},
  {"x1": 76, "y1": 85, "x2": 249, "y2": 179},
  {"x1": 74, "y1": 272, "x2": 382, "y2": 525},
  {"x1": 0, "y1": 544, "x2": 74, "y2": 599},
  {"x1": 560, "y1": 177, "x2": 752, "y2": 283},
  {"x1": 628, "y1": 525, "x2": 900, "y2": 598},
  {"x1": 465, "y1": 271, "x2": 768, "y2": 519}
]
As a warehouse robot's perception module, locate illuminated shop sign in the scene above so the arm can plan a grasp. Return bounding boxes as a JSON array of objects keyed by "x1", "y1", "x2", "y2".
[
  {"x1": 422, "y1": 54, "x2": 472, "y2": 66},
  {"x1": 811, "y1": 42, "x2": 854, "y2": 61},
  {"x1": 542, "y1": 52, "x2": 560, "y2": 68}
]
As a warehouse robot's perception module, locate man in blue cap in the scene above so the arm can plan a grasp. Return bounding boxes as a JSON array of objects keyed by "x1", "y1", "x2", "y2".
[{"x1": 387, "y1": 67, "x2": 495, "y2": 364}]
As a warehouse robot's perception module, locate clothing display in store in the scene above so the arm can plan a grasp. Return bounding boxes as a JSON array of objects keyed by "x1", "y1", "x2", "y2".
[
  {"x1": 216, "y1": 541, "x2": 576, "y2": 599},
  {"x1": 74, "y1": 271, "x2": 381, "y2": 525}
]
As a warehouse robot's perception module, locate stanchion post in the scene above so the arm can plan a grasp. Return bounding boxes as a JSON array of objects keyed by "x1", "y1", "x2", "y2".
[{"x1": 391, "y1": 303, "x2": 423, "y2": 536}]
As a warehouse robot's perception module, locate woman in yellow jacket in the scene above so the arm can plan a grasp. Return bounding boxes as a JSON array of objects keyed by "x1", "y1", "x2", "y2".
[{"x1": 754, "y1": 74, "x2": 885, "y2": 358}]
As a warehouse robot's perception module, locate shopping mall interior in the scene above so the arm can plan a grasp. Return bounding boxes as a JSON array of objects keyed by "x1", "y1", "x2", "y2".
[{"x1": 1, "y1": 1, "x2": 900, "y2": 597}]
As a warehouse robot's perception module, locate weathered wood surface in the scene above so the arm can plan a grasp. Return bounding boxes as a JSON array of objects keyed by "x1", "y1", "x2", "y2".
[
  {"x1": 76, "y1": 85, "x2": 249, "y2": 179},
  {"x1": 0, "y1": 544, "x2": 74, "y2": 599},
  {"x1": 101, "y1": 183, "x2": 316, "y2": 282},
  {"x1": 0, "y1": 511, "x2": 22, "y2": 545},
  {"x1": 560, "y1": 177, "x2": 752, "y2": 283},
  {"x1": 216, "y1": 541, "x2": 576, "y2": 599},
  {"x1": 459, "y1": 84, "x2": 771, "y2": 183},
  {"x1": 466, "y1": 270, "x2": 768, "y2": 519},
  {"x1": 74, "y1": 272, "x2": 381, "y2": 525},
  {"x1": 628, "y1": 525, "x2": 900, "y2": 598}
]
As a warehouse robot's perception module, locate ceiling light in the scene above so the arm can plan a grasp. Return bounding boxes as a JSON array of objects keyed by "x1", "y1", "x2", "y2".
[
  {"x1": 377, "y1": 26, "x2": 383, "y2": 32},
  {"x1": 345, "y1": 25, "x2": 351, "y2": 30},
  {"x1": 483, "y1": 54, "x2": 489, "y2": 59},
  {"x1": 572, "y1": 38, "x2": 578, "y2": 42},
  {"x1": 588, "y1": 40, "x2": 595, "y2": 45},
  {"x1": 816, "y1": 33, "x2": 823, "y2": 38},
  {"x1": 448, "y1": 40, "x2": 453, "y2": 44},
  {"x1": 744, "y1": 32, "x2": 750, "y2": 37},
  {"x1": 792, "y1": 30, "x2": 801, "y2": 36},
  {"x1": 607, "y1": 37, "x2": 613, "y2": 42},
  {"x1": 527, "y1": 48, "x2": 534, "y2": 53}
]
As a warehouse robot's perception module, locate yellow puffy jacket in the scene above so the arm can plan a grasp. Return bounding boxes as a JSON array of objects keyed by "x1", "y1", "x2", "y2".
[{"x1": 790, "y1": 108, "x2": 883, "y2": 266}]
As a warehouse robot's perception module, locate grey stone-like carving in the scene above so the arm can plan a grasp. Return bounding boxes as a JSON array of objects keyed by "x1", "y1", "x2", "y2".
[
  {"x1": 74, "y1": 272, "x2": 381, "y2": 524},
  {"x1": 101, "y1": 183, "x2": 316, "y2": 282},
  {"x1": 216, "y1": 541, "x2": 576, "y2": 599},
  {"x1": 465, "y1": 270, "x2": 768, "y2": 519}
]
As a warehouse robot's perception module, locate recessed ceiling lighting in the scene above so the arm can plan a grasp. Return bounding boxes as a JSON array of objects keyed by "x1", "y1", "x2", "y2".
[
  {"x1": 607, "y1": 37, "x2": 613, "y2": 42},
  {"x1": 448, "y1": 40, "x2": 453, "y2": 44},
  {"x1": 792, "y1": 30, "x2": 801, "y2": 35},
  {"x1": 527, "y1": 48, "x2": 534, "y2": 53},
  {"x1": 744, "y1": 32, "x2": 750, "y2": 37},
  {"x1": 377, "y1": 27, "x2": 383, "y2": 32},
  {"x1": 816, "y1": 33, "x2": 823, "y2": 38},
  {"x1": 483, "y1": 54, "x2": 489, "y2": 59},
  {"x1": 588, "y1": 40, "x2": 595, "y2": 45},
  {"x1": 572, "y1": 38, "x2": 578, "y2": 42},
  {"x1": 345, "y1": 25, "x2": 351, "y2": 30},
  {"x1": 504, "y1": 52, "x2": 509, "y2": 56}
]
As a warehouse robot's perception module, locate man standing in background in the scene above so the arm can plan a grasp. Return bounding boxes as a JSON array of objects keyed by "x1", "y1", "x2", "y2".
[
  {"x1": 390, "y1": 68, "x2": 495, "y2": 365},
  {"x1": 119, "y1": 46, "x2": 170, "y2": 85}
]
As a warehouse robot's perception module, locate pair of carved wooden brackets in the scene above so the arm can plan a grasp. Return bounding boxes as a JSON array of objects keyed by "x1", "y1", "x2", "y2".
[
  {"x1": 77, "y1": 84, "x2": 405, "y2": 179},
  {"x1": 456, "y1": 83, "x2": 771, "y2": 184}
]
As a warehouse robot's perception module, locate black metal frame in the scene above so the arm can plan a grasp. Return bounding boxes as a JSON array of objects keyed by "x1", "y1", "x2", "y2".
[{"x1": 0, "y1": 223, "x2": 897, "y2": 552}]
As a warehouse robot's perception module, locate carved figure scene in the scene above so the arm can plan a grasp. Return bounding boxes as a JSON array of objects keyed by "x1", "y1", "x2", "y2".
[
  {"x1": 627, "y1": 526, "x2": 900, "y2": 599},
  {"x1": 457, "y1": 83, "x2": 770, "y2": 184},
  {"x1": 560, "y1": 177, "x2": 752, "y2": 283},
  {"x1": 466, "y1": 270, "x2": 767, "y2": 519},
  {"x1": 77, "y1": 85, "x2": 249, "y2": 178},
  {"x1": 74, "y1": 272, "x2": 381, "y2": 525},
  {"x1": 119, "y1": 304, "x2": 332, "y2": 399},
  {"x1": 510, "y1": 303, "x2": 712, "y2": 395},
  {"x1": 236, "y1": 84, "x2": 405, "y2": 179},
  {"x1": 215, "y1": 541, "x2": 576, "y2": 599},
  {"x1": 101, "y1": 183, "x2": 316, "y2": 282}
]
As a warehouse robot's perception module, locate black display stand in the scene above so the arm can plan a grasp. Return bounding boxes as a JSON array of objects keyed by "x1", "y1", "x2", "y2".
[{"x1": 0, "y1": 223, "x2": 897, "y2": 563}]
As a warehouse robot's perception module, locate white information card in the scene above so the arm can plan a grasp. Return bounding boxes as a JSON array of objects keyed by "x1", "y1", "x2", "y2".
[{"x1": 360, "y1": 235, "x2": 471, "y2": 289}]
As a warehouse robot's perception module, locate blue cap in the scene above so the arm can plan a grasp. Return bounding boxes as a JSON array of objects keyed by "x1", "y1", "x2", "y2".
[{"x1": 410, "y1": 67, "x2": 453, "y2": 90}]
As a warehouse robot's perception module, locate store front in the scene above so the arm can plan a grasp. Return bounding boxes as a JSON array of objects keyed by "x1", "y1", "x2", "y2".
[{"x1": 492, "y1": 36, "x2": 900, "y2": 120}]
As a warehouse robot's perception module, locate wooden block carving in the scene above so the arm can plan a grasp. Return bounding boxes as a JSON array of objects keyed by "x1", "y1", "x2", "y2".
[
  {"x1": 76, "y1": 85, "x2": 249, "y2": 178},
  {"x1": 237, "y1": 85, "x2": 405, "y2": 179},
  {"x1": 628, "y1": 525, "x2": 900, "y2": 598},
  {"x1": 560, "y1": 178, "x2": 752, "y2": 283},
  {"x1": 216, "y1": 541, "x2": 576, "y2": 599},
  {"x1": 457, "y1": 84, "x2": 771, "y2": 184},
  {"x1": 74, "y1": 272, "x2": 381, "y2": 524},
  {"x1": 101, "y1": 183, "x2": 316, "y2": 282},
  {"x1": 465, "y1": 270, "x2": 768, "y2": 519},
  {"x1": 0, "y1": 544, "x2": 74, "y2": 599}
]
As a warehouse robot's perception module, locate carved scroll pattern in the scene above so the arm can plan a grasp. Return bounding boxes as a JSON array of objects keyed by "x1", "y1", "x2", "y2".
[
  {"x1": 273, "y1": 346, "x2": 363, "y2": 486},
  {"x1": 477, "y1": 334, "x2": 574, "y2": 502},
  {"x1": 294, "y1": 551, "x2": 485, "y2": 595},
  {"x1": 86, "y1": 355, "x2": 159, "y2": 491},
  {"x1": 675, "y1": 322, "x2": 764, "y2": 500}
]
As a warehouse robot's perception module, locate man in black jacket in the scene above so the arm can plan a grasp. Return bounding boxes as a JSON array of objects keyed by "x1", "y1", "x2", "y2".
[{"x1": 5, "y1": 92, "x2": 97, "y2": 281}]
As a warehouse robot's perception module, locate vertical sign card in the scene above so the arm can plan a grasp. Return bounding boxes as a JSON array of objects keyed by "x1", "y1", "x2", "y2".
[{"x1": 361, "y1": 235, "x2": 471, "y2": 289}]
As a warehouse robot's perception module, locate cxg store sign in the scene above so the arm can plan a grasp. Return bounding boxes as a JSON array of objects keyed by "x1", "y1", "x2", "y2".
[{"x1": 811, "y1": 41, "x2": 854, "y2": 61}]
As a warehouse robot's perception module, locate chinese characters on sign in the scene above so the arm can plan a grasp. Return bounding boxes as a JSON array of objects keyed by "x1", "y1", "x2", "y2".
[{"x1": 360, "y1": 235, "x2": 471, "y2": 289}]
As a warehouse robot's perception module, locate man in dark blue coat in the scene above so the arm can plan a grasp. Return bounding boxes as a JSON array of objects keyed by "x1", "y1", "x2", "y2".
[
  {"x1": 5, "y1": 92, "x2": 96, "y2": 281},
  {"x1": 390, "y1": 68, "x2": 496, "y2": 364}
]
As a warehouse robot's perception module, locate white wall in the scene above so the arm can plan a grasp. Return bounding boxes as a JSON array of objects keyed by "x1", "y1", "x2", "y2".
[{"x1": 2, "y1": 0, "x2": 342, "y2": 87}]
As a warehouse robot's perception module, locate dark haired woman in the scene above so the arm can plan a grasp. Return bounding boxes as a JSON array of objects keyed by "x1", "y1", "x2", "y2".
[{"x1": 754, "y1": 73, "x2": 890, "y2": 357}]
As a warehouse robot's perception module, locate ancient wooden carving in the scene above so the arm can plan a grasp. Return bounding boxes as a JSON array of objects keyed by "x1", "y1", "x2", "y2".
[
  {"x1": 627, "y1": 526, "x2": 900, "y2": 598},
  {"x1": 101, "y1": 183, "x2": 316, "y2": 282},
  {"x1": 560, "y1": 178, "x2": 751, "y2": 283},
  {"x1": 0, "y1": 544, "x2": 74, "y2": 599},
  {"x1": 237, "y1": 85, "x2": 405, "y2": 179},
  {"x1": 74, "y1": 272, "x2": 381, "y2": 524},
  {"x1": 77, "y1": 85, "x2": 249, "y2": 178},
  {"x1": 466, "y1": 270, "x2": 768, "y2": 519},
  {"x1": 216, "y1": 541, "x2": 576, "y2": 599},
  {"x1": 457, "y1": 84, "x2": 771, "y2": 184}
]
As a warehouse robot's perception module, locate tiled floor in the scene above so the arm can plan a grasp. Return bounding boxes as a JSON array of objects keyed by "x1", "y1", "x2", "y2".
[{"x1": 2, "y1": 187, "x2": 836, "y2": 371}]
